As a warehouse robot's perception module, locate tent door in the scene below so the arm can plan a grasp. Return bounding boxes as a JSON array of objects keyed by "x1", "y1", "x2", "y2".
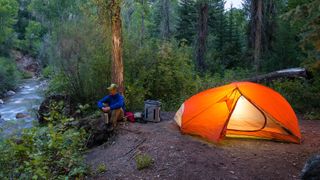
[{"x1": 227, "y1": 96, "x2": 266, "y2": 131}]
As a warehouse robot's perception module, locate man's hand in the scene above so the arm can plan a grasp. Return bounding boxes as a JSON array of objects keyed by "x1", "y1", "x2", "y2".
[{"x1": 102, "y1": 107, "x2": 111, "y2": 112}]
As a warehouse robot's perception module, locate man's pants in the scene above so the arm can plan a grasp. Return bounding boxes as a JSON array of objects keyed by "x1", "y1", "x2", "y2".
[{"x1": 103, "y1": 108, "x2": 124, "y2": 128}]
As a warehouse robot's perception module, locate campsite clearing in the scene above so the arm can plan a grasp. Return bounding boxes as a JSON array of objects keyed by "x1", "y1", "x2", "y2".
[{"x1": 86, "y1": 112, "x2": 320, "y2": 179}]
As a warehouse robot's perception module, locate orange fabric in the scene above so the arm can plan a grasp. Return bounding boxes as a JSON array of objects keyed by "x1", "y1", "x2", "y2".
[{"x1": 178, "y1": 82, "x2": 301, "y2": 143}]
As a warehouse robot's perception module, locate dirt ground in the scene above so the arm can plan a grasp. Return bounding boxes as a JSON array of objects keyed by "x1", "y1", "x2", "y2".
[{"x1": 86, "y1": 112, "x2": 320, "y2": 180}]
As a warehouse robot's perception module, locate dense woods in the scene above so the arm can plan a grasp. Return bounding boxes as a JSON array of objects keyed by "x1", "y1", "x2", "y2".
[
  {"x1": 0, "y1": 0, "x2": 319, "y2": 114},
  {"x1": 0, "y1": 0, "x2": 319, "y2": 178}
]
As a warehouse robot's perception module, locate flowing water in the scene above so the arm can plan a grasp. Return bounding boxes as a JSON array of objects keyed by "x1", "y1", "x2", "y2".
[{"x1": 0, "y1": 78, "x2": 46, "y2": 136}]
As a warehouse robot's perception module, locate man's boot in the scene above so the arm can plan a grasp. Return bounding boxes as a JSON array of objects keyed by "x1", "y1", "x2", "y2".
[{"x1": 103, "y1": 113, "x2": 113, "y2": 132}]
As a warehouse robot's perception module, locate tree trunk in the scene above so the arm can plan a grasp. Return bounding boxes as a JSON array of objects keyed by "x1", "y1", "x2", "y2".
[
  {"x1": 253, "y1": 0, "x2": 263, "y2": 72},
  {"x1": 161, "y1": 0, "x2": 170, "y2": 39},
  {"x1": 196, "y1": 2, "x2": 209, "y2": 72},
  {"x1": 111, "y1": 0, "x2": 124, "y2": 93}
]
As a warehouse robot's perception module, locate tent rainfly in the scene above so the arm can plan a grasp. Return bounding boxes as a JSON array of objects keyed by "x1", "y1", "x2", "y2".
[{"x1": 174, "y1": 82, "x2": 301, "y2": 143}]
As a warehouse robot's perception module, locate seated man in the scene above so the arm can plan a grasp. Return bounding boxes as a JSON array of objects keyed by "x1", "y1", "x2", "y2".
[{"x1": 97, "y1": 84, "x2": 125, "y2": 129}]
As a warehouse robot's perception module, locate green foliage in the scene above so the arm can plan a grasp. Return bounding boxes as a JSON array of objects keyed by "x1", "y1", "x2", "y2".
[
  {"x1": 0, "y1": 103, "x2": 88, "y2": 179},
  {"x1": 144, "y1": 41, "x2": 199, "y2": 110},
  {"x1": 97, "y1": 163, "x2": 107, "y2": 173},
  {"x1": 0, "y1": 57, "x2": 20, "y2": 95},
  {"x1": 175, "y1": 0, "x2": 196, "y2": 44},
  {"x1": 284, "y1": 0, "x2": 320, "y2": 61},
  {"x1": 19, "y1": 0, "x2": 319, "y2": 118},
  {"x1": 125, "y1": 82, "x2": 146, "y2": 111},
  {"x1": 0, "y1": 0, "x2": 19, "y2": 55},
  {"x1": 21, "y1": 71, "x2": 33, "y2": 79},
  {"x1": 261, "y1": 20, "x2": 303, "y2": 72},
  {"x1": 270, "y1": 77, "x2": 320, "y2": 119},
  {"x1": 44, "y1": 18, "x2": 111, "y2": 103},
  {"x1": 46, "y1": 72, "x2": 70, "y2": 96},
  {"x1": 124, "y1": 39, "x2": 199, "y2": 110},
  {"x1": 198, "y1": 68, "x2": 252, "y2": 91},
  {"x1": 28, "y1": 0, "x2": 84, "y2": 26},
  {"x1": 13, "y1": 0, "x2": 32, "y2": 40},
  {"x1": 18, "y1": 20, "x2": 45, "y2": 56},
  {"x1": 42, "y1": 65, "x2": 54, "y2": 79},
  {"x1": 135, "y1": 153, "x2": 153, "y2": 170}
]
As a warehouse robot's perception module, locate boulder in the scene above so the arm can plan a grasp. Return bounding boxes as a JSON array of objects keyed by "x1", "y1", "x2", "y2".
[
  {"x1": 0, "y1": 99, "x2": 4, "y2": 104},
  {"x1": 25, "y1": 63, "x2": 39, "y2": 73},
  {"x1": 75, "y1": 116, "x2": 113, "y2": 148},
  {"x1": 16, "y1": 112, "x2": 30, "y2": 119},
  {"x1": 301, "y1": 155, "x2": 320, "y2": 180},
  {"x1": 38, "y1": 95, "x2": 72, "y2": 124},
  {"x1": 6, "y1": 90, "x2": 16, "y2": 96},
  {"x1": 11, "y1": 50, "x2": 40, "y2": 75}
]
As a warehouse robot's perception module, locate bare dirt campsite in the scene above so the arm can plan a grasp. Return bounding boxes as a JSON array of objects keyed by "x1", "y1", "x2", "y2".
[
  {"x1": 86, "y1": 113, "x2": 320, "y2": 180},
  {"x1": 1, "y1": 0, "x2": 319, "y2": 179}
]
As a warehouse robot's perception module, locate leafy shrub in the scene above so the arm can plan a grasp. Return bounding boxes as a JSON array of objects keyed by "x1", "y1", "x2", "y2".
[
  {"x1": 45, "y1": 18, "x2": 111, "y2": 103},
  {"x1": 197, "y1": 68, "x2": 252, "y2": 93},
  {"x1": 0, "y1": 102, "x2": 88, "y2": 179},
  {"x1": 135, "y1": 153, "x2": 153, "y2": 170},
  {"x1": 46, "y1": 73, "x2": 70, "y2": 96},
  {"x1": 21, "y1": 71, "x2": 33, "y2": 79},
  {"x1": 0, "y1": 57, "x2": 19, "y2": 96},
  {"x1": 124, "y1": 40, "x2": 200, "y2": 111},
  {"x1": 42, "y1": 65, "x2": 54, "y2": 79},
  {"x1": 270, "y1": 77, "x2": 320, "y2": 119},
  {"x1": 125, "y1": 82, "x2": 147, "y2": 111}
]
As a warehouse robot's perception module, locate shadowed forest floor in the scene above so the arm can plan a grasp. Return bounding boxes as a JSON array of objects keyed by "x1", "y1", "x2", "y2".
[{"x1": 86, "y1": 113, "x2": 320, "y2": 180}]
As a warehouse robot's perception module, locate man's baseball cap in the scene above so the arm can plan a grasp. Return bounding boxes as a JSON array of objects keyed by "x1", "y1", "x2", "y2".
[{"x1": 107, "y1": 83, "x2": 118, "y2": 90}]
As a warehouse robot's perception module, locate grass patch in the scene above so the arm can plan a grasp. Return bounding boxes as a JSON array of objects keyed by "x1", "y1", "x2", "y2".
[
  {"x1": 97, "y1": 163, "x2": 107, "y2": 173},
  {"x1": 135, "y1": 153, "x2": 153, "y2": 170}
]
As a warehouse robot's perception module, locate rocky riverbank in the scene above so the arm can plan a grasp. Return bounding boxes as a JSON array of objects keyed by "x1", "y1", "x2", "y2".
[{"x1": 0, "y1": 78, "x2": 47, "y2": 136}]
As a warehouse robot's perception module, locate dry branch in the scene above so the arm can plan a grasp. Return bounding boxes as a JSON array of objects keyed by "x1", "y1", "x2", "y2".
[{"x1": 244, "y1": 68, "x2": 308, "y2": 83}]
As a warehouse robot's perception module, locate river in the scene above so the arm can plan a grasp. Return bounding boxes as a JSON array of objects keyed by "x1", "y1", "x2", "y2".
[{"x1": 0, "y1": 78, "x2": 46, "y2": 136}]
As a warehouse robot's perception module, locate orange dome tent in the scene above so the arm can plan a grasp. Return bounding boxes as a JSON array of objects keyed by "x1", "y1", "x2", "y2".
[{"x1": 174, "y1": 82, "x2": 301, "y2": 143}]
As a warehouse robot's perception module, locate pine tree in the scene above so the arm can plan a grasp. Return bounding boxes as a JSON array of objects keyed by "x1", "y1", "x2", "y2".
[
  {"x1": 220, "y1": 6, "x2": 243, "y2": 69},
  {"x1": 149, "y1": 0, "x2": 176, "y2": 40},
  {"x1": 246, "y1": 0, "x2": 278, "y2": 72},
  {"x1": 175, "y1": 0, "x2": 197, "y2": 44},
  {"x1": 208, "y1": 0, "x2": 226, "y2": 51}
]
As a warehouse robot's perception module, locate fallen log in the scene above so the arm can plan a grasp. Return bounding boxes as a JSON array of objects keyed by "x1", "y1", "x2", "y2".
[{"x1": 244, "y1": 68, "x2": 308, "y2": 83}]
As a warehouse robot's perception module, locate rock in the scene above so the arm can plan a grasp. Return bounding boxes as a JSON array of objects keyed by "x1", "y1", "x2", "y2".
[
  {"x1": 76, "y1": 116, "x2": 113, "y2": 148},
  {"x1": 16, "y1": 112, "x2": 30, "y2": 119},
  {"x1": 11, "y1": 50, "x2": 40, "y2": 76},
  {"x1": 25, "y1": 63, "x2": 39, "y2": 73},
  {"x1": 0, "y1": 99, "x2": 4, "y2": 104},
  {"x1": 38, "y1": 95, "x2": 72, "y2": 124},
  {"x1": 301, "y1": 155, "x2": 320, "y2": 180},
  {"x1": 6, "y1": 90, "x2": 16, "y2": 96},
  {"x1": 38, "y1": 95, "x2": 113, "y2": 147}
]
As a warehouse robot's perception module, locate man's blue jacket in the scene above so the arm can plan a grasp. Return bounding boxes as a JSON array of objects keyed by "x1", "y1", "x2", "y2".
[{"x1": 97, "y1": 93, "x2": 125, "y2": 111}]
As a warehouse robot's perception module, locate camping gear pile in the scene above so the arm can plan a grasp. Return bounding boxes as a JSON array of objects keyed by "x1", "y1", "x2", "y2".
[
  {"x1": 143, "y1": 100, "x2": 161, "y2": 122},
  {"x1": 125, "y1": 100, "x2": 161, "y2": 123}
]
